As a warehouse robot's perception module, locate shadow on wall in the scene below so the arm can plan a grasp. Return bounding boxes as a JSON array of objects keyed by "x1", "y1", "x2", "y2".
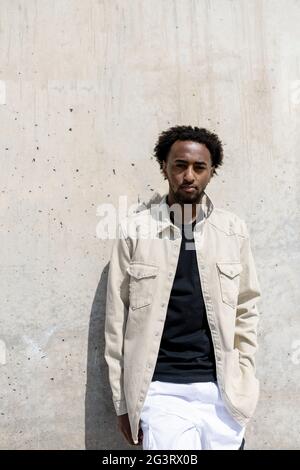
[
  {"x1": 85, "y1": 263, "x2": 133, "y2": 450},
  {"x1": 85, "y1": 193, "x2": 164, "y2": 449}
]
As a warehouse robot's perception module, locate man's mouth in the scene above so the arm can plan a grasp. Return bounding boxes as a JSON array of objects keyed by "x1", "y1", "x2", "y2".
[{"x1": 181, "y1": 186, "x2": 196, "y2": 193}]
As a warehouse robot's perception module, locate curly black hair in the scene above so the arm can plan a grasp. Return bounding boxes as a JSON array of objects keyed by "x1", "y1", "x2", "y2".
[{"x1": 153, "y1": 125, "x2": 224, "y2": 179}]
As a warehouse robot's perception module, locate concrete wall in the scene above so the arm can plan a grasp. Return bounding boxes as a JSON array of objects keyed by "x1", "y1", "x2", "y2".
[{"x1": 0, "y1": 0, "x2": 299, "y2": 449}]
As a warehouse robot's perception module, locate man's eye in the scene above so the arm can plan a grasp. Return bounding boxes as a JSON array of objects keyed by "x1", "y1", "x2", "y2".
[{"x1": 175, "y1": 164, "x2": 206, "y2": 170}]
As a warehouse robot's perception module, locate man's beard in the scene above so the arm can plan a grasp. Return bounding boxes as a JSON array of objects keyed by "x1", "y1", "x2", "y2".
[{"x1": 173, "y1": 187, "x2": 204, "y2": 204}]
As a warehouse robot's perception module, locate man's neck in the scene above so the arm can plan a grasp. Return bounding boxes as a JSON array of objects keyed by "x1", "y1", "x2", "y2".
[{"x1": 166, "y1": 193, "x2": 201, "y2": 225}]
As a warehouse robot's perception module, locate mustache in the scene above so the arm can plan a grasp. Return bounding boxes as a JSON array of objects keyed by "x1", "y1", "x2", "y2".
[{"x1": 180, "y1": 185, "x2": 197, "y2": 189}]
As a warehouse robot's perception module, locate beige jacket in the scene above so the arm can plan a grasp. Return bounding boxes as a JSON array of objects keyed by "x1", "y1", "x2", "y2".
[{"x1": 104, "y1": 191, "x2": 262, "y2": 445}]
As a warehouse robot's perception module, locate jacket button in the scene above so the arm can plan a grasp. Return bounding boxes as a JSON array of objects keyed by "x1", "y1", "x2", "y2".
[{"x1": 161, "y1": 303, "x2": 165, "y2": 307}]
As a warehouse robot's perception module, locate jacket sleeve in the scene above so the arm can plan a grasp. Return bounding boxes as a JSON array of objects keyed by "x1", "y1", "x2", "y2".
[
  {"x1": 104, "y1": 220, "x2": 131, "y2": 415},
  {"x1": 235, "y1": 220, "x2": 262, "y2": 373}
]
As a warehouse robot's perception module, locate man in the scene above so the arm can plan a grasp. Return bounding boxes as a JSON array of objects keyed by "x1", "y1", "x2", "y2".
[{"x1": 104, "y1": 125, "x2": 261, "y2": 450}]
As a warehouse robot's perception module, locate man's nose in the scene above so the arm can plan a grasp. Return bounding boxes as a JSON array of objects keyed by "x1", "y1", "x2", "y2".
[{"x1": 183, "y1": 167, "x2": 195, "y2": 182}]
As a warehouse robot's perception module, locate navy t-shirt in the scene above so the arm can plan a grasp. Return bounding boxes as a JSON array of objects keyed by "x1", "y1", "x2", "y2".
[{"x1": 151, "y1": 212, "x2": 217, "y2": 383}]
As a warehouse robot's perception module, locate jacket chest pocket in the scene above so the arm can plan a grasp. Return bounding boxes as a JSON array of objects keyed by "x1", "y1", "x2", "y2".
[
  {"x1": 216, "y1": 262, "x2": 243, "y2": 309},
  {"x1": 126, "y1": 263, "x2": 158, "y2": 310}
]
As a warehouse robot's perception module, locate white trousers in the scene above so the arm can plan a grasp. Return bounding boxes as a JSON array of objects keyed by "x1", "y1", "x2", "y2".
[{"x1": 140, "y1": 380, "x2": 245, "y2": 450}]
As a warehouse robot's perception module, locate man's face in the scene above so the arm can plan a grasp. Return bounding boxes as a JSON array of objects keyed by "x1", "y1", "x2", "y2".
[{"x1": 162, "y1": 140, "x2": 215, "y2": 205}]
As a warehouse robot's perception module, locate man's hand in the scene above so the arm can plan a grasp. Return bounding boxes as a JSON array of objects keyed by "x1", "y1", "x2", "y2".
[{"x1": 117, "y1": 414, "x2": 143, "y2": 446}]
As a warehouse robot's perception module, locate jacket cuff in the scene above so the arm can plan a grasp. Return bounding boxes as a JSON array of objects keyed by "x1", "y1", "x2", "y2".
[{"x1": 114, "y1": 399, "x2": 128, "y2": 415}]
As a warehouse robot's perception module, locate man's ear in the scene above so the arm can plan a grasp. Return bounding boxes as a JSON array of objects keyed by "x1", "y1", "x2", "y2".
[{"x1": 210, "y1": 166, "x2": 215, "y2": 178}]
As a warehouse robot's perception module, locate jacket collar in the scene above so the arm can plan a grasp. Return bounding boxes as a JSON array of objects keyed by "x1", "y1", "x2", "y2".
[{"x1": 151, "y1": 190, "x2": 215, "y2": 236}]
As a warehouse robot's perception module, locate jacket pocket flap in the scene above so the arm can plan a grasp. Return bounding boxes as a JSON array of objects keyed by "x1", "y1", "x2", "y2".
[
  {"x1": 216, "y1": 262, "x2": 243, "y2": 278},
  {"x1": 126, "y1": 263, "x2": 158, "y2": 279}
]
